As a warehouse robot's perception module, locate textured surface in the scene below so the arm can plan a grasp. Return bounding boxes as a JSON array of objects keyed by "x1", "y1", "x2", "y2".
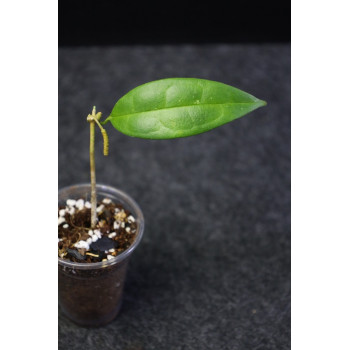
[
  {"x1": 59, "y1": 44, "x2": 290, "y2": 350},
  {"x1": 108, "y1": 78, "x2": 266, "y2": 139}
]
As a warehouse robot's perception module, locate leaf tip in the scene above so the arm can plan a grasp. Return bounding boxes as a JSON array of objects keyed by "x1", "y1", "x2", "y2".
[{"x1": 257, "y1": 99, "x2": 267, "y2": 107}]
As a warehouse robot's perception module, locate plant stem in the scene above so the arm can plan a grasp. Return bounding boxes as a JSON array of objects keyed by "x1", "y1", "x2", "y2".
[
  {"x1": 87, "y1": 107, "x2": 109, "y2": 229},
  {"x1": 89, "y1": 107, "x2": 97, "y2": 228}
]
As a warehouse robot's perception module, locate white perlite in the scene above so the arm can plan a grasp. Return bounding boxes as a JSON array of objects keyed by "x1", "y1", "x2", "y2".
[
  {"x1": 96, "y1": 204, "x2": 105, "y2": 213},
  {"x1": 108, "y1": 232, "x2": 117, "y2": 238},
  {"x1": 59, "y1": 209, "x2": 66, "y2": 217},
  {"x1": 113, "y1": 221, "x2": 120, "y2": 230},
  {"x1": 67, "y1": 207, "x2": 75, "y2": 215},
  {"x1": 127, "y1": 215, "x2": 135, "y2": 223},
  {"x1": 63, "y1": 224, "x2": 69, "y2": 229},
  {"x1": 66, "y1": 199, "x2": 76, "y2": 207},
  {"x1": 94, "y1": 229, "x2": 102, "y2": 238},
  {"x1": 75, "y1": 199, "x2": 85, "y2": 210},
  {"x1": 74, "y1": 240, "x2": 90, "y2": 249},
  {"x1": 107, "y1": 255, "x2": 114, "y2": 260},
  {"x1": 58, "y1": 217, "x2": 65, "y2": 226},
  {"x1": 102, "y1": 198, "x2": 112, "y2": 205},
  {"x1": 85, "y1": 201, "x2": 91, "y2": 209}
]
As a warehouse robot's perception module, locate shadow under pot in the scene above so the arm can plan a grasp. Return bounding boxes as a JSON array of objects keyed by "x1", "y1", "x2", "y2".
[{"x1": 58, "y1": 184, "x2": 144, "y2": 327}]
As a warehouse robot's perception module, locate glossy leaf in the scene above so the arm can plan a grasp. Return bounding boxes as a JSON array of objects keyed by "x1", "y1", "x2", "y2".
[{"x1": 105, "y1": 78, "x2": 266, "y2": 139}]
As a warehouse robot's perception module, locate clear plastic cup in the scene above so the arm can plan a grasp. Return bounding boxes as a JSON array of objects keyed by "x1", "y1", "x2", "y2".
[{"x1": 58, "y1": 184, "x2": 144, "y2": 327}]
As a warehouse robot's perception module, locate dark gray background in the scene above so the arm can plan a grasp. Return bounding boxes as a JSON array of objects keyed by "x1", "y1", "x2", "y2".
[
  {"x1": 59, "y1": 1, "x2": 291, "y2": 46},
  {"x1": 58, "y1": 44, "x2": 290, "y2": 350}
]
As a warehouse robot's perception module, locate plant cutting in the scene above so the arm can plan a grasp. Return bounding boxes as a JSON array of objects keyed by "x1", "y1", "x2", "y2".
[{"x1": 58, "y1": 78, "x2": 266, "y2": 326}]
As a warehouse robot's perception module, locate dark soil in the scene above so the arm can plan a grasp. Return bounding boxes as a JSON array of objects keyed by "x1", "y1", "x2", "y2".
[
  {"x1": 58, "y1": 256, "x2": 129, "y2": 327},
  {"x1": 58, "y1": 198, "x2": 137, "y2": 263}
]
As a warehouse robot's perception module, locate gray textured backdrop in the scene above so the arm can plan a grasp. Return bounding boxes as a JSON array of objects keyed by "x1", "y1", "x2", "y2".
[{"x1": 59, "y1": 44, "x2": 290, "y2": 350}]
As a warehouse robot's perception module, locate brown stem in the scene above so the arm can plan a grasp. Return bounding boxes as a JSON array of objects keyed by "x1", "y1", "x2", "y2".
[
  {"x1": 89, "y1": 107, "x2": 97, "y2": 228},
  {"x1": 87, "y1": 107, "x2": 109, "y2": 229}
]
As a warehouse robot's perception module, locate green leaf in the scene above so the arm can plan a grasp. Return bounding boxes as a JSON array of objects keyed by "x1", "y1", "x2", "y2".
[{"x1": 105, "y1": 78, "x2": 266, "y2": 139}]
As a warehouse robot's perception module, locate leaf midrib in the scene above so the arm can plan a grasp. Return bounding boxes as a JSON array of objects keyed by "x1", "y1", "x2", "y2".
[{"x1": 109, "y1": 101, "x2": 261, "y2": 120}]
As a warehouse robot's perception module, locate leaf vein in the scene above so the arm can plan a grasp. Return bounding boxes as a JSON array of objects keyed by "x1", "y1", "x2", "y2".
[{"x1": 111, "y1": 102, "x2": 259, "y2": 119}]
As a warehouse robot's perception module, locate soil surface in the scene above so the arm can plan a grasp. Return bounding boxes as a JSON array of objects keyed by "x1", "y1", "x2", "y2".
[{"x1": 58, "y1": 198, "x2": 137, "y2": 263}]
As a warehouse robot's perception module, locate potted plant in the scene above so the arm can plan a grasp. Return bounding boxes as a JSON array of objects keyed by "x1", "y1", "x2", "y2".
[{"x1": 58, "y1": 78, "x2": 266, "y2": 327}]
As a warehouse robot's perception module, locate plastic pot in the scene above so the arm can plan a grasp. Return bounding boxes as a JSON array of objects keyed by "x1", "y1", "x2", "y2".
[{"x1": 58, "y1": 184, "x2": 144, "y2": 327}]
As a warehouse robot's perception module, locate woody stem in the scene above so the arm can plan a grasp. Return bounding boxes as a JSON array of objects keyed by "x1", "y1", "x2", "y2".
[{"x1": 89, "y1": 107, "x2": 97, "y2": 228}]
